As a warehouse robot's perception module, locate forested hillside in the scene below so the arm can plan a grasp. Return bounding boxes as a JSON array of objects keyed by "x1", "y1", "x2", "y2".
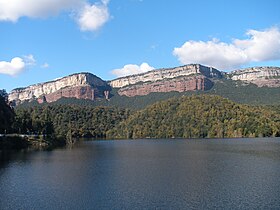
[
  {"x1": 107, "y1": 95, "x2": 280, "y2": 139},
  {"x1": 9, "y1": 94, "x2": 280, "y2": 140},
  {"x1": 0, "y1": 90, "x2": 14, "y2": 133},
  {"x1": 14, "y1": 105, "x2": 130, "y2": 139}
]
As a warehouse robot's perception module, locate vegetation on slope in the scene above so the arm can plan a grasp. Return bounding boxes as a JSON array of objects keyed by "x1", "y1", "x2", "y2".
[
  {"x1": 0, "y1": 90, "x2": 14, "y2": 133},
  {"x1": 207, "y1": 79, "x2": 280, "y2": 105},
  {"x1": 14, "y1": 105, "x2": 130, "y2": 139},
  {"x1": 54, "y1": 80, "x2": 280, "y2": 110},
  {"x1": 11, "y1": 94, "x2": 280, "y2": 140},
  {"x1": 0, "y1": 90, "x2": 32, "y2": 149},
  {"x1": 107, "y1": 95, "x2": 280, "y2": 139}
]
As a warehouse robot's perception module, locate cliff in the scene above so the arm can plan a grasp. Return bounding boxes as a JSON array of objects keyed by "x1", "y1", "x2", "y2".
[
  {"x1": 109, "y1": 64, "x2": 222, "y2": 88},
  {"x1": 118, "y1": 76, "x2": 213, "y2": 97},
  {"x1": 8, "y1": 65, "x2": 280, "y2": 105},
  {"x1": 229, "y1": 66, "x2": 280, "y2": 87},
  {"x1": 111, "y1": 64, "x2": 222, "y2": 97},
  {"x1": 112, "y1": 65, "x2": 280, "y2": 97},
  {"x1": 9, "y1": 73, "x2": 111, "y2": 104}
]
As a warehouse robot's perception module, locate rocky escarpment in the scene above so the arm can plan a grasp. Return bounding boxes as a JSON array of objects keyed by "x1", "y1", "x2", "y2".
[
  {"x1": 8, "y1": 64, "x2": 280, "y2": 104},
  {"x1": 110, "y1": 64, "x2": 222, "y2": 88},
  {"x1": 9, "y1": 73, "x2": 111, "y2": 104},
  {"x1": 118, "y1": 76, "x2": 213, "y2": 97},
  {"x1": 111, "y1": 64, "x2": 222, "y2": 97},
  {"x1": 229, "y1": 66, "x2": 280, "y2": 87}
]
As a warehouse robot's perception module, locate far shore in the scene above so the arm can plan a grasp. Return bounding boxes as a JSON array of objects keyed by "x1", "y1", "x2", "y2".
[{"x1": 0, "y1": 134, "x2": 66, "y2": 150}]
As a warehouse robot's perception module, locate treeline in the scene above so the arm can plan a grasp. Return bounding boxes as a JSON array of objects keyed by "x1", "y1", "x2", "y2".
[
  {"x1": 107, "y1": 95, "x2": 280, "y2": 139},
  {"x1": 0, "y1": 90, "x2": 14, "y2": 133},
  {"x1": 14, "y1": 105, "x2": 130, "y2": 139},
  {"x1": 2, "y1": 92, "x2": 280, "y2": 140}
]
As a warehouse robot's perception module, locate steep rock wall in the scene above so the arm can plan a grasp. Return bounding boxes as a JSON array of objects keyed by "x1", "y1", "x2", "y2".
[
  {"x1": 229, "y1": 67, "x2": 280, "y2": 87},
  {"x1": 9, "y1": 73, "x2": 110, "y2": 104},
  {"x1": 110, "y1": 64, "x2": 222, "y2": 88},
  {"x1": 118, "y1": 76, "x2": 213, "y2": 97}
]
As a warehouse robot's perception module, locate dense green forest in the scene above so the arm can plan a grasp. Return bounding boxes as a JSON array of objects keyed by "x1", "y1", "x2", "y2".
[
  {"x1": 2, "y1": 90, "x2": 280, "y2": 141},
  {"x1": 14, "y1": 105, "x2": 130, "y2": 139},
  {"x1": 0, "y1": 91, "x2": 28, "y2": 150},
  {"x1": 107, "y1": 95, "x2": 280, "y2": 139},
  {"x1": 0, "y1": 90, "x2": 14, "y2": 133}
]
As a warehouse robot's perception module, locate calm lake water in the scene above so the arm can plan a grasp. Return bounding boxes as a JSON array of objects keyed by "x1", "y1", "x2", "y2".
[{"x1": 1, "y1": 138, "x2": 280, "y2": 209}]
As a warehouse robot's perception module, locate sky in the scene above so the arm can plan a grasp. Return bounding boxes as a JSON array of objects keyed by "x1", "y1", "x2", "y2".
[{"x1": 0, "y1": 0, "x2": 280, "y2": 92}]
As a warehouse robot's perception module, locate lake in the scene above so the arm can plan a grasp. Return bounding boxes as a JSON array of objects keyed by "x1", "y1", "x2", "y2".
[{"x1": 1, "y1": 138, "x2": 280, "y2": 209}]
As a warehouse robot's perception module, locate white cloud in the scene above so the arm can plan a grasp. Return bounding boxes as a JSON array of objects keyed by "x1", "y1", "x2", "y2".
[
  {"x1": 173, "y1": 27, "x2": 280, "y2": 70},
  {"x1": 0, "y1": 57, "x2": 25, "y2": 76},
  {"x1": 41, "y1": 63, "x2": 49, "y2": 68},
  {"x1": 0, "y1": 0, "x2": 83, "y2": 22},
  {"x1": 111, "y1": 62, "x2": 155, "y2": 77},
  {"x1": 0, "y1": 55, "x2": 37, "y2": 76},
  {"x1": 234, "y1": 28, "x2": 280, "y2": 62},
  {"x1": 23, "y1": 54, "x2": 36, "y2": 66},
  {"x1": 77, "y1": 0, "x2": 110, "y2": 31},
  {"x1": 0, "y1": 0, "x2": 110, "y2": 32}
]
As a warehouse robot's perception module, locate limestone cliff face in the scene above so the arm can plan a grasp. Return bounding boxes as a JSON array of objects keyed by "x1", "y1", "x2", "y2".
[
  {"x1": 229, "y1": 67, "x2": 280, "y2": 87},
  {"x1": 111, "y1": 64, "x2": 222, "y2": 97},
  {"x1": 8, "y1": 65, "x2": 280, "y2": 104},
  {"x1": 109, "y1": 64, "x2": 222, "y2": 88},
  {"x1": 118, "y1": 76, "x2": 213, "y2": 97},
  {"x1": 9, "y1": 73, "x2": 110, "y2": 104}
]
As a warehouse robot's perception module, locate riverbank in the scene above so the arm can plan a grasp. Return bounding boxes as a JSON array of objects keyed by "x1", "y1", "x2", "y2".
[
  {"x1": 0, "y1": 136, "x2": 30, "y2": 150},
  {"x1": 0, "y1": 135, "x2": 66, "y2": 150}
]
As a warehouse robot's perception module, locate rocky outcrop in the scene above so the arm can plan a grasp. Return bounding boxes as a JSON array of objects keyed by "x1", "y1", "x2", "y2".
[
  {"x1": 229, "y1": 66, "x2": 280, "y2": 87},
  {"x1": 109, "y1": 64, "x2": 222, "y2": 88},
  {"x1": 118, "y1": 76, "x2": 213, "y2": 97},
  {"x1": 112, "y1": 64, "x2": 221, "y2": 97},
  {"x1": 9, "y1": 73, "x2": 111, "y2": 104}
]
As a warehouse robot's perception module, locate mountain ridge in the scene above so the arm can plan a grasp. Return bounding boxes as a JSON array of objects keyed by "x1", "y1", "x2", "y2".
[
  {"x1": 109, "y1": 64, "x2": 222, "y2": 88},
  {"x1": 8, "y1": 64, "x2": 280, "y2": 105},
  {"x1": 9, "y1": 72, "x2": 111, "y2": 105}
]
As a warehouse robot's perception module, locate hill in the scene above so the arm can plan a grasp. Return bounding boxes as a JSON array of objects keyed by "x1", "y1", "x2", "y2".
[
  {"x1": 107, "y1": 95, "x2": 280, "y2": 139},
  {"x1": 14, "y1": 105, "x2": 130, "y2": 139},
  {"x1": 0, "y1": 90, "x2": 14, "y2": 133}
]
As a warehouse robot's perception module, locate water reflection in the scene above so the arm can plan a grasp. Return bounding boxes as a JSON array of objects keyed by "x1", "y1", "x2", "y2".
[{"x1": 0, "y1": 138, "x2": 280, "y2": 209}]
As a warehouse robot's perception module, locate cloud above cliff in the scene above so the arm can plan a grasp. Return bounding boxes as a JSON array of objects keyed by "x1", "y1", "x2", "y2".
[
  {"x1": 41, "y1": 63, "x2": 50, "y2": 68},
  {"x1": 77, "y1": 0, "x2": 110, "y2": 31},
  {"x1": 0, "y1": 0, "x2": 110, "y2": 31},
  {"x1": 23, "y1": 54, "x2": 36, "y2": 66},
  {"x1": 0, "y1": 57, "x2": 25, "y2": 76},
  {"x1": 173, "y1": 27, "x2": 280, "y2": 70},
  {"x1": 111, "y1": 62, "x2": 155, "y2": 77},
  {"x1": 0, "y1": 55, "x2": 36, "y2": 76}
]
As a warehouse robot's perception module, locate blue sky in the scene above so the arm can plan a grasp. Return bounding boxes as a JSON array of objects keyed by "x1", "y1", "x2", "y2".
[{"x1": 0, "y1": 0, "x2": 280, "y2": 92}]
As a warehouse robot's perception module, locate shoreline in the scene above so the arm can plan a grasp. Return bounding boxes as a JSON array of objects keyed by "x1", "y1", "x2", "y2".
[{"x1": 0, "y1": 135, "x2": 66, "y2": 150}]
